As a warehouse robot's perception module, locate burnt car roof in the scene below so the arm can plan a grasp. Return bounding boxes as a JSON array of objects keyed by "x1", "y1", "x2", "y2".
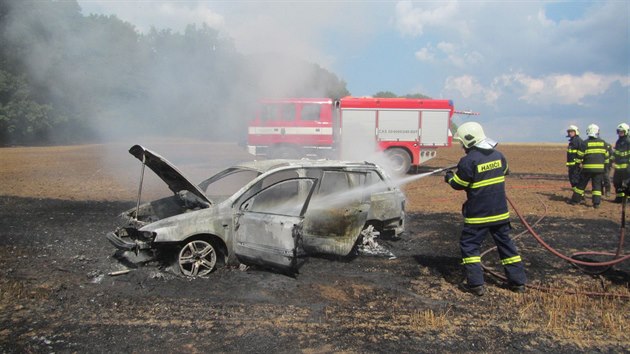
[
  {"x1": 129, "y1": 145, "x2": 211, "y2": 204},
  {"x1": 129, "y1": 145, "x2": 388, "y2": 206},
  {"x1": 229, "y1": 159, "x2": 382, "y2": 173}
]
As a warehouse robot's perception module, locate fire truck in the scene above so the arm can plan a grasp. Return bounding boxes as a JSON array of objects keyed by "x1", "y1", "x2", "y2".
[{"x1": 246, "y1": 96, "x2": 455, "y2": 174}]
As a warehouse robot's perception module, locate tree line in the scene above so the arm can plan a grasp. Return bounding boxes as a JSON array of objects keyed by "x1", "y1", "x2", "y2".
[
  {"x1": 0, "y1": 1, "x2": 348, "y2": 145},
  {"x1": 0, "y1": 1, "x2": 428, "y2": 146}
]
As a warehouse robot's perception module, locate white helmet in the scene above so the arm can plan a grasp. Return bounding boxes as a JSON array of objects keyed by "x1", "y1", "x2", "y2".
[
  {"x1": 617, "y1": 123, "x2": 629, "y2": 134},
  {"x1": 567, "y1": 124, "x2": 580, "y2": 136},
  {"x1": 586, "y1": 124, "x2": 599, "y2": 138},
  {"x1": 455, "y1": 122, "x2": 487, "y2": 148}
]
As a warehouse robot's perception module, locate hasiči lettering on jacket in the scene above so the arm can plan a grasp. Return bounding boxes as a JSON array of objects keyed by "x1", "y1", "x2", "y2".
[{"x1": 477, "y1": 160, "x2": 502, "y2": 173}]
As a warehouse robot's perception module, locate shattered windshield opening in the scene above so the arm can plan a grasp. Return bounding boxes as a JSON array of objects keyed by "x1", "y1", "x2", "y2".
[{"x1": 199, "y1": 168, "x2": 260, "y2": 203}]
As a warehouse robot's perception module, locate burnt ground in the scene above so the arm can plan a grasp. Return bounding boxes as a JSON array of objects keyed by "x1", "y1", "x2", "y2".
[{"x1": 0, "y1": 141, "x2": 629, "y2": 353}]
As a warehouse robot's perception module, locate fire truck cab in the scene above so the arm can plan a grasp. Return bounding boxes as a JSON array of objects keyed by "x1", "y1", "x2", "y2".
[{"x1": 247, "y1": 96, "x2": 455, "y2": 174}]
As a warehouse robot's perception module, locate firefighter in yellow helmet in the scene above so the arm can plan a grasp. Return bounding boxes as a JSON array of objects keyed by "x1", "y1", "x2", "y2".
[
  {"x1": 444, "y1": 122, "x2": 526, "y2": 296},
  {"x1": 612, "y1": 123, "x2": 630, "y2": 202},
  {"x1": 566, "y1": 125, "x2": 583, "y2": 191},
  {"x1": 570, "y1": 124, "x2": 610, "y2": 208}
]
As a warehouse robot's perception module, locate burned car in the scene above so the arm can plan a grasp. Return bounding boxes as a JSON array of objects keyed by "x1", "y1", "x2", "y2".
[{"x1": 106, "y1": 145, "x2": 406, "y2": 276}]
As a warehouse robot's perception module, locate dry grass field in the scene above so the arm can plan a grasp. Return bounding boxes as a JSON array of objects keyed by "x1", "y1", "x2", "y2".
[
  {"x1": 0, "y1": 141, "x2": 609, "y2": 218},
  {"x1": 0, "y1": 140, "x2": 628, "y2": 352}
]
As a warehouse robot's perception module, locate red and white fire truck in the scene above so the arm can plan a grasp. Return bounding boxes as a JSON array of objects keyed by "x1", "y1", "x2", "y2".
[{"x1": 246, "y1": 96, "x2": 455, "y2": 174}]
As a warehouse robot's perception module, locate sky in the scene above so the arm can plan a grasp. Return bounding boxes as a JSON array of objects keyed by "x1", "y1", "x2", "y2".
[{"x1": 76, "y1": 0, "x2": 629, "y2": 143}]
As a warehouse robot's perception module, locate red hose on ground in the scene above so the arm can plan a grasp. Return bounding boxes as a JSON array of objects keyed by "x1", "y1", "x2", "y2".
[
  {"x1": 480, "y1": 195, "x2": 629, "y2": 298},
  {"x1": 506, "y1": 196, "x2": 630, "y2": 267}
]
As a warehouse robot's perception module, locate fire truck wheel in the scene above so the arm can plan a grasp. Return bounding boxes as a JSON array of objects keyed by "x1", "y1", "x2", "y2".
[{"x1": 385, "y1": 148, "x2": 411, "y2": 175}]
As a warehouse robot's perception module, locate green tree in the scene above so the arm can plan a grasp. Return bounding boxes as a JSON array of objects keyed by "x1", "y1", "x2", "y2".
[
  {"x1": 403, "y1": 93, "x2": 431, "y2": 99},
  {"x1": 0, "y1": 69, "x2": 53, "y2": 145},
  {"x1": 373, "y1": 91, "x2": 431, "y2": 99},
  {"x1": 0, "y1": 0, "x2": 351, "y2": 145},
  {"x1": 373, "y1": 91, "x2": 398, "y2": 98}
]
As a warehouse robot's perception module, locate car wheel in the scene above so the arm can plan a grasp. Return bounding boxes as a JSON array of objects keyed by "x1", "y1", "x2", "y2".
[
  {"x1": 178, "y1": 239, "x2": 217, "y2": 277},
  {"x1": 385, "y1": 148, "x2": 411, "y2": 175}
]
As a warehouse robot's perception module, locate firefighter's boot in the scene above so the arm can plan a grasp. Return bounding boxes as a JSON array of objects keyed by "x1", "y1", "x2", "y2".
[
  {"x1": 509, "y1": 284, "x2": 526, "y2": 293},
  {"x1": 460, "y1": 283, "x2": 485, "y2": 296},
  {"x1": 569, "y1": 193, "x2": 584, "y2": 205}
]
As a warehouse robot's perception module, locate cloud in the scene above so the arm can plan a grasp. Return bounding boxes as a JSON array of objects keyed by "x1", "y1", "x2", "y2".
[
  {"x1": 446, "y1": 71, "x2": 629, "y2": 108},
  {"x1": 445, "y1": 75, "x2": 499, "y2": 105},
  {"x1": 436, "y1": 41, "x2": 455, "y2": 54},
  {"x1": 414, "y1": 40, "x2": 484, "y2": 70},
  {"x1": 80, "y1": 1, "x2": 225, "y2": 32},
  {"x1": 535, "y1": 8, "x2": 555, "y2": 27},
  {"x1": 503, "y1": 72, "x2": 629, "y2": 105},
  {"x1": 394, "y1": 0, "x2": 458, "y2": 37},
  {"x1": 154, "y1": 2, "x2": 225, "y2": 29},
  {"x1": 414, "y1": 46, "x2": 434, "y2": 61},
  {"x1": 437, "y1": 41, "x2": 483, "y2": 68}
]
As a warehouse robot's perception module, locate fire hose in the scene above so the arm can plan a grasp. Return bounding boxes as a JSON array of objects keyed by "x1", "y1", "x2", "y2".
[
  {"x1": 507, "y1": 195, "x2": 629, "y2": 268},
  {"x1": 479, "y1": 194, "x2": 630, "y2": 298}
]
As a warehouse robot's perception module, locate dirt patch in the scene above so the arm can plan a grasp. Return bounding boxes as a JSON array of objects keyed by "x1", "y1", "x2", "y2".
[{"x1": 0, "y1": 140, "x2": 628, "y2": 352}]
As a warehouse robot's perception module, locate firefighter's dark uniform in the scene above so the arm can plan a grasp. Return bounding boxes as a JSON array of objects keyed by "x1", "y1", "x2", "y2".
[
  {"x1": 571, "y1": 136, "x2": 609, "y2": 207},
  {"x1": 567, "y1": 134, "x2": 583, "y2": 189},
  {"x1": 445, "y1": 147, "x2": 526, "y2": 289},
  {"x1": 603, "y1": 141, "x2": 613, "y2": 197},
  {"x1": 612, "y1": 135, "x2": 630, "y2": 202}
]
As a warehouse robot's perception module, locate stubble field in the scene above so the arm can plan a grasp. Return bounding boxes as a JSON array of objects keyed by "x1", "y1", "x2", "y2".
[{"x1": 0, "y1": 140, "x2": 628, "y2": 353}]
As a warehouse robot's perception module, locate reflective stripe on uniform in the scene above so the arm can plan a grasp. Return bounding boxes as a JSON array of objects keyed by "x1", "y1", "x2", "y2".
[
  {"x1": 464, "y1": 211, "x2": 510, "y2": 225},
  {"x1": 582, "y1": 163, "x2": 605, "y2": 169},
  {"x1": 585, "y1": 148, "x2": 607, "y2": 154},
  {"x1": 452, "y1": 174, "x2": 469, "y2": 188},
  {"x1": 501, "y1": 255, "x2": 522, "y2": 265},
  {"x1": 470, "y1": 176, "x2": 505, "y2": 189},
  {"x1": 461, "y1": 256, "x2": 481, "y2": 264},
  {"x1": 587, "y1": 142, "x2": 605, "y2": 147}
]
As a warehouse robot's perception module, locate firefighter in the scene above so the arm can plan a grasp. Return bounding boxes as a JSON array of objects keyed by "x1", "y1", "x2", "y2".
[
  {"x1": 612, "y1": 123, "x2": 630, "y2": 203},
  {"x1": 566, "y1": 125, "x2": 583, "y2": 191},
  {"x1": 444, "y1": 122, "x2": 526, "y2": 296},
  {"x1": 570, "y1": 124, "x2": 609, "y2": 208},
  {"x1": 603, "y1": 139, "x2": 613, "y2": 198}
]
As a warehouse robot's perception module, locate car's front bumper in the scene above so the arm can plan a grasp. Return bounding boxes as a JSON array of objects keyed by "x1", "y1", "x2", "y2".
[{"x1": 106, "y1": 228, "x2": 154, "y2": 253}]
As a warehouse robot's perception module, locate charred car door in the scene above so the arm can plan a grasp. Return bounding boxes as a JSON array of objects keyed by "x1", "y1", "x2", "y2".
[
  {"x1": 301, "y1": 170, "x2": 370, "y2": 256},
  {"x1": 234, "y1": 178, "x2": 317, "y2": 272},
  {"x1": 364, "y1": 170, "x2": 404, "y2": 222}
]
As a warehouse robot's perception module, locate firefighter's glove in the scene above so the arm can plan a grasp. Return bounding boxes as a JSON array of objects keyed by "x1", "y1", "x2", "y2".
[
  {"x1": 444, "y1": 171, "x2": 454, "y2": 183},
  {"x1": 623, "y1": 178, "x2": 630, "y2": 194}
]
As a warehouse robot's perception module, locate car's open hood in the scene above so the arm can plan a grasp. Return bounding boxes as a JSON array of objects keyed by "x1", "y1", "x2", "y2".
[{"x1": 128, "y1": 145, "x2": 211, "y2": 205}]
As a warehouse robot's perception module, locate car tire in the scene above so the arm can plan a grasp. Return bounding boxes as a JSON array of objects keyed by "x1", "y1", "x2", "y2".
[
  {"x1": 385, "y1": 148, "x2": 411, "y2": 175},
  {"x1": 178, "y1": 239, "x2": 217, "y2": 277}
]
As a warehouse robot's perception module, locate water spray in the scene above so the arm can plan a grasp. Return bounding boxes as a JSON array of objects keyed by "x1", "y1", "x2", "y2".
[
  {"x1": 309, "y1": 163, "x2": 458, "y2": 211},
  {"x1": 392, "y1": 164, "x2": 458, "y2": 188}
]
